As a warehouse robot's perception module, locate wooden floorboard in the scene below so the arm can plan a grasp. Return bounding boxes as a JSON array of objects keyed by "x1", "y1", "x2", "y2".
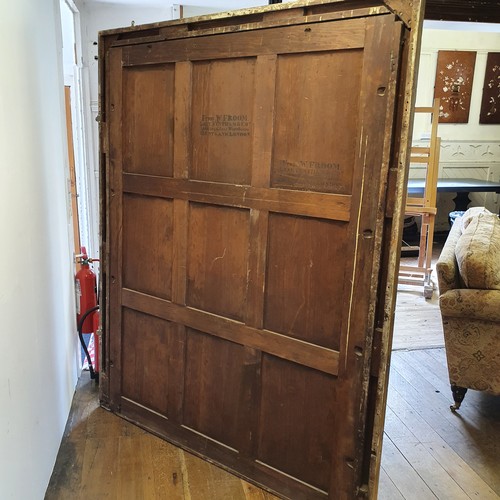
[
  {"x1": 46, "y1": 252, "x2": 500, "y2": 500},
  {"x1": 378, "y1": 467, "x2": 405, "y2": 500},
  {"x1": 384, "y1": 350, "x2": 500, "y2": 500},
  {"x1": 393, "y1": 243, "x2": 444, "y2": 351},
  {"x1": 45, "y1": 375, "x2": 279, "y2": 500},
  {"x1": 46, "y1": 346, "x2": 500, "y2": 500},
  {"x1": 393, "y1": 287, "x2": 443, "y2": 350}
]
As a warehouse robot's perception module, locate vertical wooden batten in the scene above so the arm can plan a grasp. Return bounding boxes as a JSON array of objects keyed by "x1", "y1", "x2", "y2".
[{"x1": 106, "y1": 47, "x2": 125, "y2": 409}]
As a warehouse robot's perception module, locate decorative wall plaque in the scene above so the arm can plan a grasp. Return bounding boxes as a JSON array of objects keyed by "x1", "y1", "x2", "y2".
[
  {"x1": 434, "y1": 50, "x2": 477, "y2": 123},
  {"x1": 480, "y1": 52, "x2": 500, "y2": 124}
]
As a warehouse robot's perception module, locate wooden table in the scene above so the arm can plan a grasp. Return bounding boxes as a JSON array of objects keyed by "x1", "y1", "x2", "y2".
[{"x1": 407, "y1": 177, "x2": 500, "y2": 211}]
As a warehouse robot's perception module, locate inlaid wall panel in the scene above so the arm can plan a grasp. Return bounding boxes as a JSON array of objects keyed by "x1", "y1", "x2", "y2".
[
  {"x1": 480, "y1": 52, "x2": 500, "y2": 124},
  {"x1": 434, "y1": 50, "x2": 476, "y2": 123}
]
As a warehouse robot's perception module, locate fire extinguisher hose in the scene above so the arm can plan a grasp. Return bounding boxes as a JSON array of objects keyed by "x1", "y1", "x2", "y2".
[{"x1": 78, "y1": 305, "x2": 100, "y2": 381}]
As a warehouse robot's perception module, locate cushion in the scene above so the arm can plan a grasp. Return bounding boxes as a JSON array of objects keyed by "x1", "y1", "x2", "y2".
[
  {"x1": 455, "y1": 213, "x2": 500, "y2": 290},
  {"x1": 460, "y1": 206, "x2": 492, "y2": 232}
]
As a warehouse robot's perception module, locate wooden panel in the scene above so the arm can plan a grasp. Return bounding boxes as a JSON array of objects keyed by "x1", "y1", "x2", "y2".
[
  {"x1": 191, "y1": 58, "x2": 255, "y2": 184},
  {"x1": 264, "y1": 213, "x2": 348, "y2": 350},
  {"x1": 101, "y1": 5, "x2": 416, "y2": 500},
  {"x1": 183, "y1": 330, "x2": 260, "y2": 453},
  {"x1": 187, "y1": 203, "x2": 249, "y2": 321},
  {"x1": 123, "y1": 65, "x2": 175, "y2": 175},
  {"x1": 123, "y1": 194, "x2": 173, "y2": 300},
  {"x1": 121, "y1": 308, "x2": 184, "y2": 418},
  {"x1": 271, "y1": 50, "x2": 363, "y2": 194},
  {"x1": 123, "y1": 18, "x2": 366, "y2": 66},
  {"x1": 257, "y1": 355, "x2": 336, "y2": 492}
]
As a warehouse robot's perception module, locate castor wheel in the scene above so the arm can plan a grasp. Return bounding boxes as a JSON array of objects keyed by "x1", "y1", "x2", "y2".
[{"x1": 423, "y1": 285, "x2": 434, "y2": 299}]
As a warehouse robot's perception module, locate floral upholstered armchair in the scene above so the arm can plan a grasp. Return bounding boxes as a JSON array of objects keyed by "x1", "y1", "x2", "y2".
[{"x1": 436, "y1": 207, "x2": 500, "y2": 411}]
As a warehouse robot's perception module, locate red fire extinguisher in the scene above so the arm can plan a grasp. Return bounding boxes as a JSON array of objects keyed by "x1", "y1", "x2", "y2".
[{"x1": 75, "y1": 247, "x2": 100, "y2": 381}]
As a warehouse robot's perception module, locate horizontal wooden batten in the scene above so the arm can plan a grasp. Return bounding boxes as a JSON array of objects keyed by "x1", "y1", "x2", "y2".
[
  {"x1": 411, "y1": 147, "x2": 430, "y2": 154},
  {"x1": 109, "y1": 7, "x2": 389, "y2": 47},
  {"x1": 121, "y1": 288, "x2": 340, "y2": 376},
  {"x1": 122, "y1": 18, "x2": 366, "y2": 66},
  {"x1": 409, "y1": 157, "x2": 431, "y2": 164},
  {"x1": 123, "y1": 174, "x2": 351, "y2": 221},
  {"x1": 399, "y1": 266, "x2": 428, "y2": 274}
]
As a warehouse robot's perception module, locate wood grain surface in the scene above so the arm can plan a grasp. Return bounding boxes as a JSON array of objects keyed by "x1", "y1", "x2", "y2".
[{"x1": 100, "y1": 3, "x2": 415, "y2": 498}]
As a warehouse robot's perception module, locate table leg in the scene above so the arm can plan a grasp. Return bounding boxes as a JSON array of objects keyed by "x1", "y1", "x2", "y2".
[{"x1": 453, "y1": 191, "x2": 471, "y2": 212}]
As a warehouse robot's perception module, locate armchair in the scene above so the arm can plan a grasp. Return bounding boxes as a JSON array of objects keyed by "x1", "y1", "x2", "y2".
[{"x1": 436, "y1": 208, "x2": 500, "y2": 410}]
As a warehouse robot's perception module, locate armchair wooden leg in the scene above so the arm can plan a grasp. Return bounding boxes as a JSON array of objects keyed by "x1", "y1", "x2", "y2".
[{"x1": 450, "y1": 385, "x2": 467, "y2": 411}]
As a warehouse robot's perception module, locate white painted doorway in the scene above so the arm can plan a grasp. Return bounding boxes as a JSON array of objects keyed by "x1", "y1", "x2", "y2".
[{"x1": 60, "y1": 0, "x2": 99, "y2": 264}]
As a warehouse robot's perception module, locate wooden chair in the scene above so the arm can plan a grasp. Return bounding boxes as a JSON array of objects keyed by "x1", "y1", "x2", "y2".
[{"x1": 399, "y1": 98, "x2": 440, "y2": 298}]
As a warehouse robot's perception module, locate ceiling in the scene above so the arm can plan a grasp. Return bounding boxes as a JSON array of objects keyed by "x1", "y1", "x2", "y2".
[
  {"x1": 84, "y1": 0, "x2": 500, "y2": 23},
  {"x1": 84, "y1": 0, "x2": 265, "y2": 8},
  {"x1": 425, "y1": 0, "x2": 500, "y2": 23}
]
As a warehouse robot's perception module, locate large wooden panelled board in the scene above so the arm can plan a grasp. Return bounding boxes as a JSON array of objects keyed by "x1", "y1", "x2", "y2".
[{"x1": 100, "y1": 3, "x2": 421, "y2": 499}]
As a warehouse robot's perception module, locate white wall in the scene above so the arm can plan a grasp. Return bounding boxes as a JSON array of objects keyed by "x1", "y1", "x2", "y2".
[
  {"x1": 182, "y1": 2, "x2": 265, "y2": 18},
  {"x1": 61, "y1": 1, "x2": 76, "y2": 75},
  {"x1": 414, "y1": 25, "x2": 500, "y2": 141},
  {"x1": 0, "y1": 0, "x2": 79, "y2": 498},
  {"x1": 412, "y1": 24, "x2": 500, "y2": 229}
]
